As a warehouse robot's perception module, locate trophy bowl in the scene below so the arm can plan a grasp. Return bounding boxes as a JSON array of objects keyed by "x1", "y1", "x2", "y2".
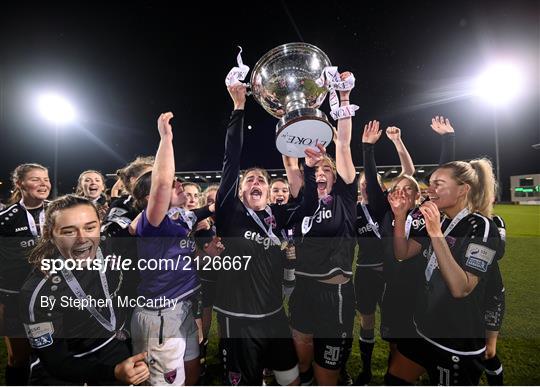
[{"x1": 250, "y1": 43, "x2": 334, "y2": 157}]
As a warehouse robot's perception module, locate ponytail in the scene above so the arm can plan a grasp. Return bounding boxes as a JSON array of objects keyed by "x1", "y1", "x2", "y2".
[
  {"x1": 469, "y1": 158, "x2": 496, "y2": 218},
  {"x1": 439, "y1": 158, "x2": 496, "y2": 217}
]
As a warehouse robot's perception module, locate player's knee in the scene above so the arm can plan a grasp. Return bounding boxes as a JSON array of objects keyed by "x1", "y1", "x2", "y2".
[{"x1": 292, "y1": 329, "x2": 313, "y2": 345}]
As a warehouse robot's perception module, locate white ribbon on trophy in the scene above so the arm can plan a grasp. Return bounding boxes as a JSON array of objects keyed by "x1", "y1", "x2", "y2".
[
  {"x1": 316, "y1": 66, "x2": 359, "y2": 120},
  {"x1": 225, "y1": 46, "x2": 250, "y2": 87}
]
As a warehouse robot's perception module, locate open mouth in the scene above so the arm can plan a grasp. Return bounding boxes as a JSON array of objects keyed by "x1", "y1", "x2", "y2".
[
  {"x1": 276, "y1": 198, "x2": 284, "y2": 205},
  {"x1": 88, "y1": 186, "x2": 99, "y2": 194},
  {"x1": 316, "y1": 181, "x2": 327, "y2": 191},
  {"x1": 71, "y1": 244, "x2": 93, "y2": 260},
  {"x1": 250, "y1": 188, "x2": 262, "y2": 200}
]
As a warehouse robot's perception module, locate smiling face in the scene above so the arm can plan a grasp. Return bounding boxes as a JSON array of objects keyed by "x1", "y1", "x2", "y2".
[
  {"x1": 426, "y1": 168, "x2": 469, "y2": 212},
  {"x1": 391, "y1": 176, "x2": 420, "y2": 210},
  {"x1": 51, "y1": 204, "x2": 100, "y2": 263},
  {"x1": 240, "y1": 169, "x2": 269, "y2": 211},
  {"x1": 18, "y1": 168, "x2": 51, "y2": 205},
  {"x1": 315, "y1": 159, "x2": 336, "y2": 198},
  {"x1": 270, "y1": 181, "x2": 290, "y2": 205},
  {"x1": 80, "y1": 172, "x2": 105, "y2": 200}
]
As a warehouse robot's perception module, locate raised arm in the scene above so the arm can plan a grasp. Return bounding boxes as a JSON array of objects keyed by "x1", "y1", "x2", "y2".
[
  {"x1": 280, "y1": 145, "x2": 324, "y2": 227},
  {"x1": 282, "y1": 155, "x2": 303, "y2": 199},
  {"x1": 146, "y1": 112, "x2": 175, "y2": 227},
  {"x1": 215, "y1": 84, "x2": 246, "y2": 214},
  {"x1": 385, "y1": 126, "x2": 415, "y2": 176},
  {"x1": 431, "y1": 115, "x2": 455, "y2": 165},
  {"x1": 335, "y1": 71, "x2": 356, "y2": 184},
  {"x1": 362, "y1": 120, "x2": 388, "y2": 219}
]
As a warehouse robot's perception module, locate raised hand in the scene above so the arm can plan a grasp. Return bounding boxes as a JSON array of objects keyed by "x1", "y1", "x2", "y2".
[
  {"x1": 227, "y1": 83, "x2": 247, "y2": 110},
  {"x1": 419, "y1": 201, "x2": 443, "y2": 237},
  {"x1": 157, "y1": 112, "x2": 174, "y2": 138},
  {"x1": 430, "y1": 116, "x2": 454, "y2": 135},
  {"x1": 304, "y1": 143, "x2": 326, "y2": 167},
  {"x1": 385, "y1": 126, "x2": 401, "y2": 142},
  {"x1": 387, "y1": 188, "x2": 409, "y2": 219},
  {"x1": 203, "y1": 236, "x2": 226, "y2": 256},
  {"x1": 339, "y1": 71, "x2": 353, "y2": 100},
  {"x1": 362, "y1": 120, "x2": 382, "y2": 144}
]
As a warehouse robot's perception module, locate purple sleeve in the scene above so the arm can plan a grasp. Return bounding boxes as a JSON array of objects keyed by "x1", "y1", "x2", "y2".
[{"x1": 136, "y1": 210, "x2": 189, "y2": 238}]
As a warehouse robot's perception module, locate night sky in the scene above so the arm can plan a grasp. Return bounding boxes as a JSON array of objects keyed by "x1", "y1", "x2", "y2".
[{"x1": 0, "y1": 0, "x2": 538, "y2": 201}]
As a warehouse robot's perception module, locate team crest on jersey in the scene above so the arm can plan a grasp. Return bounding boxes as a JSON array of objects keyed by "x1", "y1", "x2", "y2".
[
  {"x1": 164, "y1": 369, "x2": 177, "y2": 384},
  {"x1": 228, "y1": 371, "x2": 242, "y2": 386}
]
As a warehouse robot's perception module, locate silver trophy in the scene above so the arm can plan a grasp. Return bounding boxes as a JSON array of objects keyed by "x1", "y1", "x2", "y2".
[{"x1": 250, "y1": 43, "x2": 333, "y2": 157}]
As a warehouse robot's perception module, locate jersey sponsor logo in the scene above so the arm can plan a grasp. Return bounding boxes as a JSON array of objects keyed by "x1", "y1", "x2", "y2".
[
  {"x1": 315, "y1": 209, "x2": 332, "y2": 224},
  {"x1": 465, "y1": 243, "x2": 495, "y2": 272},
  {"x1": 24, "y1": 322, "x2": 54, "y2": 349},
  {"x1": 228, "y1": 371, "x2": 242, "y2": 386},
  {"x1": 20, "y1": 239, "x2": 36, "y2": 248},
  {"x1": 164, "y1": 369, "x2": 177, "y2": 384},
  {"x1": 357, "y1": 221, "x2": 379, "y2": 235},
  {"x1": 244, "y1": 230, "x2": 280, "y2": 250},
  {"x1": 15, "y1": 226, "x2": 28, "y2": 232},
  {"x1": 411, "y1": 217, "x2": 425, "y2": 230}
]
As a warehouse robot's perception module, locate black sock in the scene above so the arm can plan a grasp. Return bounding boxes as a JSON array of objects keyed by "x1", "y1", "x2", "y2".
[
  {"x1": 300, "y1": 366, "x2": 314, "y2": 386},
  {"x1": 355, "y1": 329, "x2": 374, "y2": 384},
  {"x1": 199, "y1": 338, "x2": 208, "y2": 377},
  {"x1": 384, "y1": 372, "x2": 413, "y2": 385},
  {"x1": 5, "y1": 365, "x2": 29, "y2": 386},
  {"x1": 483, "y1": 355, "x2": 504, "y2": 386}
]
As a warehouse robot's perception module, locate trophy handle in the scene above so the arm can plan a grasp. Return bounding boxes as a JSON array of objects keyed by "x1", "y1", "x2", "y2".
[{"x1": 245, "y1": 82, "x2": 252, "y2": 96}]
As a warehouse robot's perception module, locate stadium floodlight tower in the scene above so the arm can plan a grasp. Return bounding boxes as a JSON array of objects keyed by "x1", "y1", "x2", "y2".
[
  {"x1": 474, "y1": 61, "x2": 524, "y2": 202},
  {"x1": 37, "y1": 93, "x2": 77, "y2": 198}
]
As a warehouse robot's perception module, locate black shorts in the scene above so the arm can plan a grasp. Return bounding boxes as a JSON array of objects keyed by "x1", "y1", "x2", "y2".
[
  {"x1": 201, "y1": 278, "x2": 217, "y2": 309},
  {"x1": 380, "y1": 261, "x2": 420, "y2": 341},
  {"x1": 398, "y1": 337, "x2": 484, "y2": 385},
  {"x1": 289, "y1": 277, "x2": 355, "y2": 370},
  {"x1": 218, "y1": 309, "x2": 298, "y2": 386},
  {"x1": 0, "y1": 293, "x2": 25, "y2": 337},
  {"x1": 354, "y1": 266, "x2": 385, "y2": 314}
]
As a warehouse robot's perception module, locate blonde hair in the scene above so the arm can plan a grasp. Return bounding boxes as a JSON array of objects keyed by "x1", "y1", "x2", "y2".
[
  {"x1": 439, "y1": 159, "x2": 496, "y2": 217},
  {"x1": 75, "y1": 170, "x2": 106, "y2": 197},
  {"x1": 28, "y1": 195, "x2": 99, "y2": 271},
  {"x1": 202, "y1": 185, "x2": 219, "y2": 206},
  {"x1": 8, "y1": 163, "x2": 49, "y2": 204},
  {"x1": 116, "y1": 156, "x2": 155, "y2": 194},
  {"x1": 391, "y1": 174, "x2": 420, "y2": 194}
]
